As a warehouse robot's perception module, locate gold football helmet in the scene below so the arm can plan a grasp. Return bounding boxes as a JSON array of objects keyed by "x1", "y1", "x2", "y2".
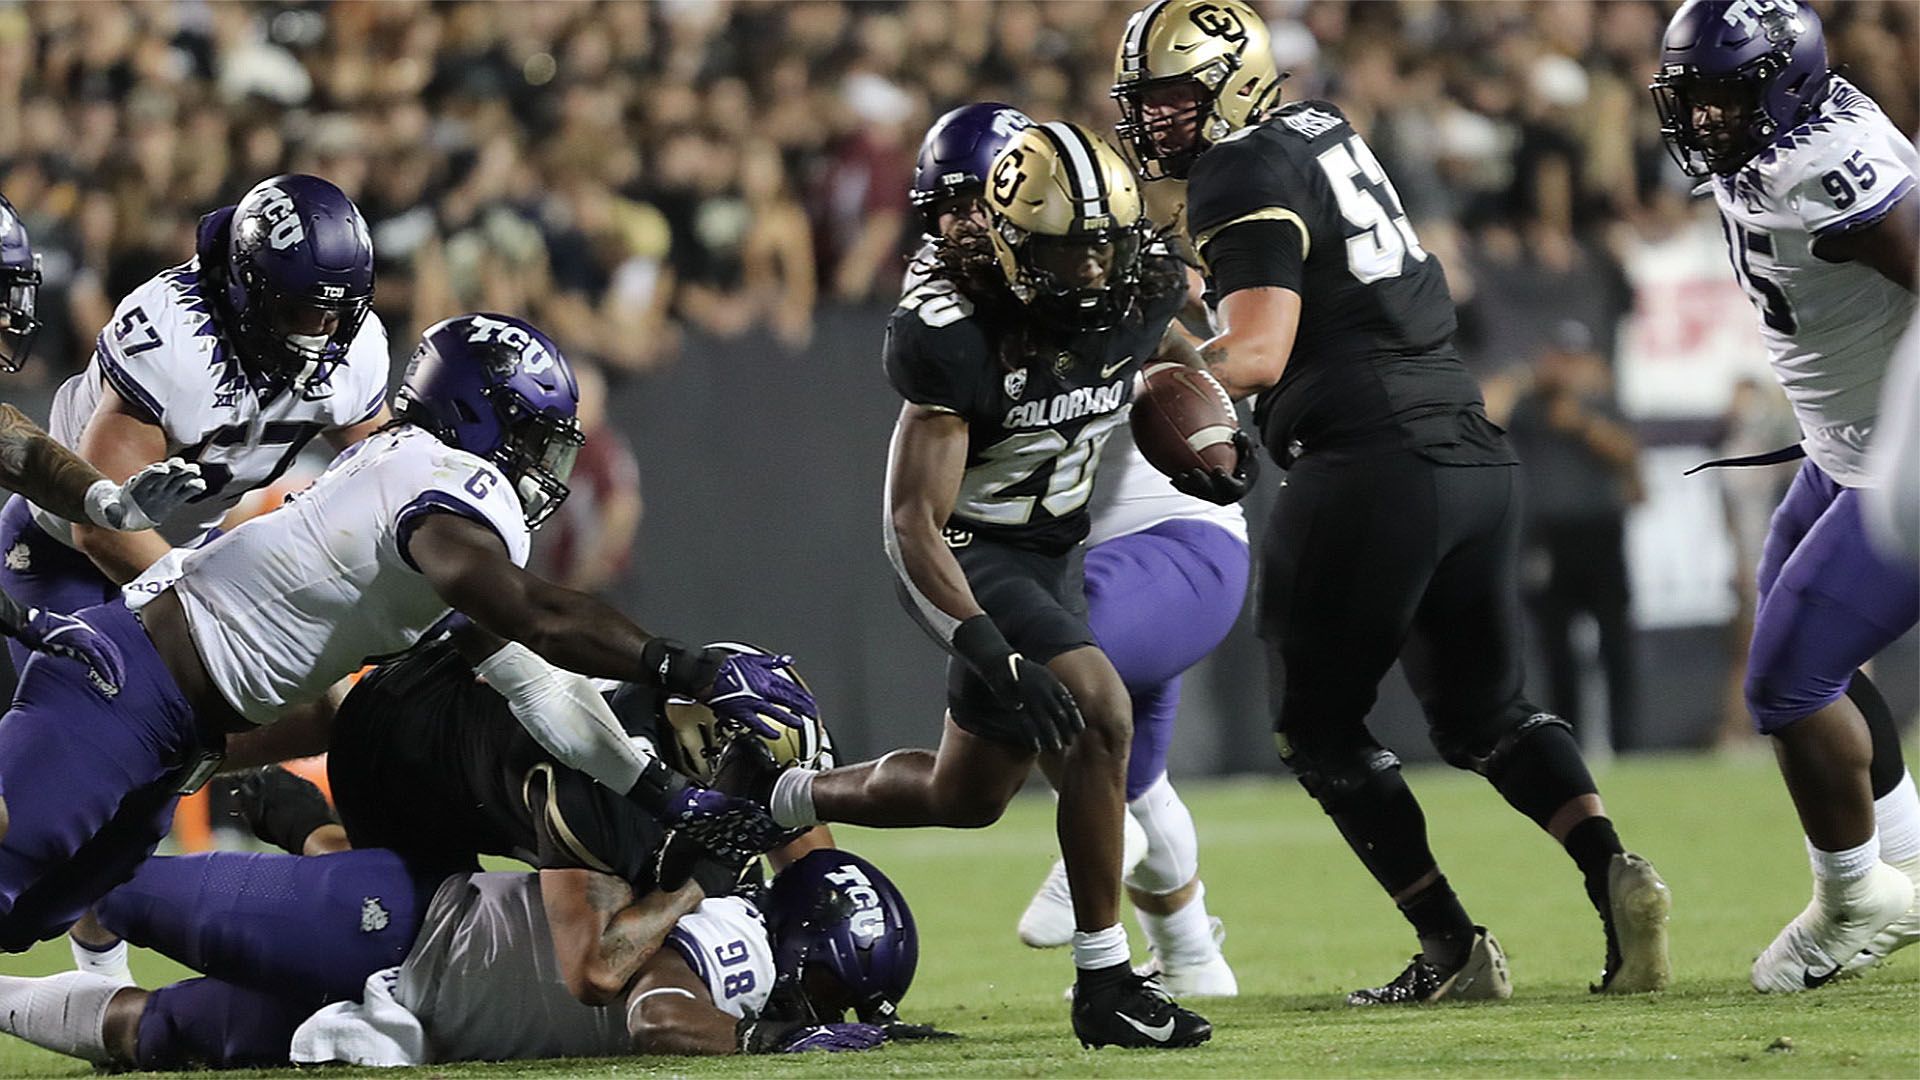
[
  {"x1": 656, "y1": 643, "x2": 831, "y2": 784},
  {"x1": 983, "y1": 120, "x2": 1146, "y2": 332},
  {"x1": 1111, "y1": 0, "x2": 1287, "y2": 180}
]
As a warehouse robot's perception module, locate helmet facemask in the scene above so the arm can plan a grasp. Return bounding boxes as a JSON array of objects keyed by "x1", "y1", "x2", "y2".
[
  {"x1": 489, "y1": 389, "x2": 584, "y2": 529},
  {"x1": 993, "y1": 221, "x2": 1144, "y2": 333},
  {"x1": 0, "y1": 254, "x2": 43, "y2": 373},
  {"x1": 234, "y1": 267, "x2": 373, "y2": 391},
  {"x1": 1652, "y1": 62, "x2": 1779, "y2": 177},
  {"x1": 1113, "y1": 65, "x2": 1231, "y2": 181}
]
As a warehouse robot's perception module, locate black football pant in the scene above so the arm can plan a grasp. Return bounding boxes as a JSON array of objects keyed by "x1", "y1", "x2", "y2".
[{"x1": 1260, "y1": 453, "x2": 1537, "y2": 764}]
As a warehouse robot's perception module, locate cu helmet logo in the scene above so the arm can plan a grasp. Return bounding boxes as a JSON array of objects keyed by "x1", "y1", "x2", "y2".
[
  {"x1": 1188, "y1": 4, "x2": 1249, "y2": 50},
  {"x1": 990, "y1": 148, "x2": 1027, "y2": 205},
  {"x1": 252, "y1": 185, "x2": 306, "y2": 252}
]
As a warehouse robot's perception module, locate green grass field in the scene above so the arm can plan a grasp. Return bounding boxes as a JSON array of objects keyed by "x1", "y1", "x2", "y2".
[{"x1": 3, "y1": 749, "x2": 1916, "y2": 1078}]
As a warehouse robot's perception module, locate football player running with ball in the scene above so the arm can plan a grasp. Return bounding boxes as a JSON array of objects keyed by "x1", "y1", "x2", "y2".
[
  {"x1": 757, "y1": 121, "x2": 1217, "y2": 1048},
  {"x1": 910, "y1": 103, "x2": 1249, "y2": 996},
  {"x1": 1111, "y1": 0, "x2": 1672, "y2": 1003},
  {"x1": 1650, "y1": 0, "x2": 1920, "y2": 988}
]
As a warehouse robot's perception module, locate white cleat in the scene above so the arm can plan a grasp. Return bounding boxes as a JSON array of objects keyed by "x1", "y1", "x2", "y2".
[
  {"x1": 1018, "y1": 813, "x2": 1148, "y2": 949},
  {"x1": 1597, "y1": 853, "x2": 1672, "y2": 994},
  {"x1": 1752, "y1": 861, "x2": 1913, "y2": 992},
  {"x1": 1844, "y1": 858, "x2": 1920, "y2": 974},
  {"x1": 1138, "y1": 917, "x2": 1239, "y2": 997}
]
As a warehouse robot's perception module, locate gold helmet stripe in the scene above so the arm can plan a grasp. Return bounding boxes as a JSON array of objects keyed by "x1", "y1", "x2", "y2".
[
  {"x1": 1040, "y1": 121, "x2": 1110, "y2": 220},
  {"x1": 1122, "y1": 0, "x2": 1172, "y2": 75}
]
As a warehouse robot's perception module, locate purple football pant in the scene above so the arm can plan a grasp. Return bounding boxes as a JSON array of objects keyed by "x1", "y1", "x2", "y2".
[
  {"x1": 97, "y1": 849, "x2": 438, "y2": 1003},
  {"x1": 0, "y1": 494, "x2": 120, "y2": 675},
  {"x1": 136, "y1": 977, "x2": 313, "y2": 1071},
  {"x1": 0, "y1": 601, "x2": 196, "y2": 951},
  {"x1": 1084, "y1": 519, "x2": 1250, "y2": 799},
  {"x1": 1747, "y1": 459, "x2": 1920, "y2": 733}
]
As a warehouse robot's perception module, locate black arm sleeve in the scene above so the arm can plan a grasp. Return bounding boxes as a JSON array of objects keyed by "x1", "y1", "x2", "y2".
[{"x1": 1200, "y1": 219, "x2": 1305, "y2": 298}]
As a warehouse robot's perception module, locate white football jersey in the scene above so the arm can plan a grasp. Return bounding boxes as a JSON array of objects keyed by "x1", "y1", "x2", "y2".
[
  {"x1": 393, "y1": 875, "x2": 772, "y2": 1063},
  {"x1": 1709, "y1": 77, "x2": 1918, "y2": 485},
  {"x1": 150, "y1": 424, "x2": 529, "y2": 725},
  {"x1": 37, "y1": 258, "x2": 391, "y2": 546}
]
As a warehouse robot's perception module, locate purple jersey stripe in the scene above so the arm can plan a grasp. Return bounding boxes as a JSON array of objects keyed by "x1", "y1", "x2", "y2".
[
  {"x1": 1814, "y1": 175, "x2": 1915, "y2": 237},
  {"x1": 394, "y1": 491, "x2": 508, "y2": 573},
  {"x1": 94, "y1": 336, "x2": 165, "y2": 424}
]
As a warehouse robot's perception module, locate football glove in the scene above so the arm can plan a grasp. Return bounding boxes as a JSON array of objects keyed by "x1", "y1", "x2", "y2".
[
  {"x1": 0, "y1": 596, "x2": 125, "y2": 697},
  {"x1": 1169, "y1": 429, "x2": 1259, "y2": 506},
  {"x1": 85, "y1": 458, "x2": 206, "y2": 531},
  {"x1": 952, "y1": 615, "x2": 1083, "y2": 753},
  {"x1": 738, "y1": 1018, "x2": 887, "y2": 1054}
]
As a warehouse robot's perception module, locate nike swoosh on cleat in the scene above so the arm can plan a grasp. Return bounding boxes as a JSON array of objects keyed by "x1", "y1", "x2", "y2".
[
  {"x1": 1117, "y1": 1013, "x2": 1175, "y2": 1042},
  {"x1": 1802, "y1": 965, "x2": 1841, "y2": 989}
]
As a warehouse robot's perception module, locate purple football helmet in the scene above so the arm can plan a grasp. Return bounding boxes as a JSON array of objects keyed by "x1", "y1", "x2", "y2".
[
  {"x1": 224, "y1": 174, "x2": 375, "y2": 389},
  {"x1": 0, "y1": 193, "x2": 41, "y2": 372},
  {"x1": 763, "y1": 850, "x2": 919, "y2": 1024},
  {"x1": 1650, "y1": 0, "x2": 1830, "y2": 177},
  {"x1": 396, "y1": 313, "x2": 585, "y2": 528},
  {"x1": 911, "y1": 103, "x2": 1033, "y2": 235}
]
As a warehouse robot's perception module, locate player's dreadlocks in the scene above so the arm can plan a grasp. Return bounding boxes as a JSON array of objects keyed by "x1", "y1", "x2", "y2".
[{"x1": 918, "y1": 219, "x2": 1188, "y2": 373}]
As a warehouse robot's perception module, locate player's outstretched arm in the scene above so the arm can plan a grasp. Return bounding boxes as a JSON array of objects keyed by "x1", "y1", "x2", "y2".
[
  {"x1": 68, "y1": 386, "x2": 187, "y2": 582},
  {"x1": 624, "y1": 947, "x2": 886, "y2": 1056},
  {"x1": 0, "y1": 402, "x2": 203, "y2": 537},
  {"x1": 1812, "y1": 193, "x2": 1917, "y2": 292},
  {"x1": 541, "y1": 868, "x2": 703, "y2": 1006},
  {"x1": 883, "y1": 403, "x2": 1082, "y2": 753}
]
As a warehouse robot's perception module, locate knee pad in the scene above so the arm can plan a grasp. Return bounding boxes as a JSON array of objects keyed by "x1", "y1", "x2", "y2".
[
  {"x1": 1125, "y1": 775, "x2": 1199, "y2": 895},
  {"x1": 1438, "y1": 712, "x2": 1572, "y2": 778},
  {"x1": 1277, "y1": 732, "x2": 1403, "y2": 814},
  {"x1": 1449, "y1": 713, "x2": 1598, "y2": 828}
]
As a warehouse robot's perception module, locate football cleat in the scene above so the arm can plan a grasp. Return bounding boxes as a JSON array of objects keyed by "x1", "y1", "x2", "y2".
[
  {"x1": 1137, "y1": 917, "x2": 1237, "y2": 998},
  {"x1": 1017, "y1": 813, "x2": 1147, "y2": 949},
  {"x1": 1752, "y1": 861, "x2": 1913, "y2": 992},
  {"x1": 1596, "y1": 853, "x2": 1672, "y2": 994},
  {"x1": 1071, "y1": 971, "x2": 1212, "y2": 1049},
  {"x1": 1845, "y1": 857, "x2": 1920, "y2": 974},
  {"x1": 1346, "y1": 927, "x2": 1512, "y2": 1006}
]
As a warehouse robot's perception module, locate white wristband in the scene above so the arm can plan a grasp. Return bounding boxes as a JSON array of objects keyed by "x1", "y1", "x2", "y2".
[{"x1": 82, "y1": 478, "x2": 122, "y2": 528}]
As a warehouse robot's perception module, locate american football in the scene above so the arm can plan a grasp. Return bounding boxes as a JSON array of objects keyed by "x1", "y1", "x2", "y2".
[{"x1": 1131, "y1": 360, "x2": 1241, "y2": 479}]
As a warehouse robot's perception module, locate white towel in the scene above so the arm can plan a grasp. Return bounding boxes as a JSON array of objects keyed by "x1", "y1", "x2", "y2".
[{"x1": 289, "y1": 967, "x2": 427, "y2": 1067}]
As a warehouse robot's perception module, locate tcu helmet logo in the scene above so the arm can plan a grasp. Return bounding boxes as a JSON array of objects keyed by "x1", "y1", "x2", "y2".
[
  {"x1": 824, "y1": 865, "x2": 887, "y2": 942},
  {"x1": 465, "y1": 313, "x2": 555, "y2": 374},
  {"x1": 991, "y1": 148, "x2": 1027, "y2": 205},
  {"x1": 253, "y1": 184, "x2": 306, "y2": 251},
  {"x1": 1189, "y1": 3, "x2": 1249, "y2": 50},
  {"x1": 991, "y1": 110, "x2": 1032, "y2": 139},
  {"x1": 1720, "y1": 0, "x2": 1798, "y2": 36}
]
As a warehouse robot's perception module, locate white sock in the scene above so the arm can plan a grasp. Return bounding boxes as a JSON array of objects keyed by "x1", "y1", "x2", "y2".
[
  {"x1": 1808, "y1": 834, "x2": 1881, "y2": 910},
  {"x1": 769, "y1": 767, "x2": 818, "y2": 828},
  {"x1": 1124, "y1": 774, "x2": 1199, "y2": 895},
  {"x1": 1138, "y1": 881, "x2": 1220, "y2": 969},
  {"x1": 1874, "y1": 771, "x2": 1920, "y2": 870},
  {"x1": 0, "y1": 972, "x2": 124, "y2": 1064},
  {"x1": 69, "y1": 936, "x2": 132, "y2": 985},
  {"x1": 1070, "y1": 923, "x2": 1131, "y2": 971}
]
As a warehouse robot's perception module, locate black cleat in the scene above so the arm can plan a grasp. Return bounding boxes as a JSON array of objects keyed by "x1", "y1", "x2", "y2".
[
  {"x1": 1071, "y1": 971, "x2": 1212, "y2": 1049},
  {"x1": 1346, "y1": 927, "x2": 1513, "y2": 1006}
]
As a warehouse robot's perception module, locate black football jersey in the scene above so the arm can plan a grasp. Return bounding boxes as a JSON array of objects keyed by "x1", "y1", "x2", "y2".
[
  {"x1": 327, "y1": 642, "x2": 668, "y2": 887},
  {"x1": 883, "y1": 266, "x2": 1185, "y2": 555},
  {"x1": 1186, "y1": 100, "x2": 1511, "y2": 465}
]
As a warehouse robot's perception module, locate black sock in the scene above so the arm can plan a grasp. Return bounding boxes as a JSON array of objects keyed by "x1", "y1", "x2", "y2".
[
  {"x1": 1565, "y1": 816, "x2": 1625, "y2": 974},
  {"x1": 1399, "y1": 875, "x2": 1475, "y2": 971},
  {"x1": 1075, "y1": 961, "x2": 1134, "y2": 994}
]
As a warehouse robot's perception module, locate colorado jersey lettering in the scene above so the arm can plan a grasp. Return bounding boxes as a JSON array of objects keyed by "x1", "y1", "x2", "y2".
[
  {"x1": 145, "y1": 424, "x2": 529, "y2": 726},
  {"x1": 36, "y1": 257, "x2": 390, "y2": 547},
  {"x1": 884, "y1": 270, "x2": 1185, "y2": 554},
  {"x1": 1186, "y1": 100, "x2": 1508, "y2": 464},
  {"x1": 1709, "y1": 77, "x2": 1918, "y2": 485}
]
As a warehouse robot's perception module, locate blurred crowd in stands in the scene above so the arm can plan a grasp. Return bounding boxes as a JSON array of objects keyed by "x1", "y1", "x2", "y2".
[{"x1": 0, "y1": 0, "x2": 1911, "y2": 385}]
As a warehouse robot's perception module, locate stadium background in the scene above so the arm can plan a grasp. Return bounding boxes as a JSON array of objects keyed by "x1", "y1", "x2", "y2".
[{"x1": 0, "y1": 0, "x2": 1915, "y2": 801}]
